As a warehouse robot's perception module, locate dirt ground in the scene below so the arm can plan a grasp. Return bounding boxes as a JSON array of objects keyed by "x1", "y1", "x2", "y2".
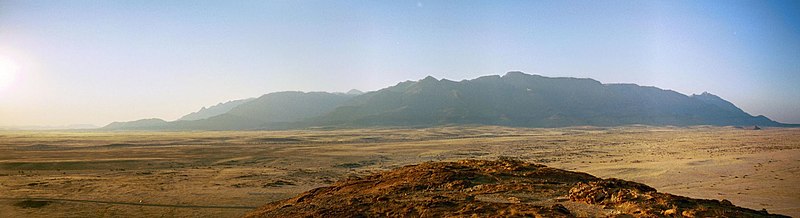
[{"x1": 1, "y1": 126, "x2": 798, "y2": 217}]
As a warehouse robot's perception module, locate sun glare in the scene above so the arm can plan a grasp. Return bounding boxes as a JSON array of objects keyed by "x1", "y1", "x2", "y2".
[{"x1": 0, "y1": 58, "x2": 20, "y2": 90}]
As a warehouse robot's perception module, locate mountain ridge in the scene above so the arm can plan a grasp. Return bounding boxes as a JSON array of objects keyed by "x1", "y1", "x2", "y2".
[
  {"x1": 102, "y1": 72, "x2": 794, "y2": 130},
  {"x1": 177, "y1": 98, "x2": 254, "y2": 121}
]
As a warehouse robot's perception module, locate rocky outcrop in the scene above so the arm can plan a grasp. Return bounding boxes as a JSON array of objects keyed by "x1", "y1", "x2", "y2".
[{"x1": 245, "y1": 159, "x2": 787, "y2": 217}]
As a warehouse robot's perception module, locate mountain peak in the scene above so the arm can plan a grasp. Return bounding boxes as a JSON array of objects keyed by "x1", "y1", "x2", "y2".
[
  {"x1": 504, "y1": 71, "x2": 528, "y2": 76},
  {"x1": 692, "y1": 91, "x2": 724, "y2": 100},
  {"x1": 696, "y1": 91, "x2": 717, "y2": 97},
  {"x1": 691, "y1": 91, "x2": 747, "y2": 115},
  {"x1": 346, "y1": 89, "x2": 364, "y2": 95},
  {"x1": 420, "y1": 75, "x2": 438, "y2": 82}
]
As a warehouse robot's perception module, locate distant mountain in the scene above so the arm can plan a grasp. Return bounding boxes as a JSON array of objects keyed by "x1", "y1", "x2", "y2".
[
  {"x1": 103, "y1": 72, "x2": 791, "y2": 130},
  {"x1": 177, "y1": 98, "x2": 254, "y2": 121},
  {"x1": 103, "y1": 118, "x2": 169, "y2": 130},
  {"x1": 103, "y1": 91, "x2": 355, "y2": 130},
  {"x1": 316, "y1": 72, "x2": 784, "y2": 127},
  {"x1": 224, "y1": 91, "x2": 354, "y2": 124},
  {"x1": 346, "y1": 89, "x2": 364, "y2": 95}
]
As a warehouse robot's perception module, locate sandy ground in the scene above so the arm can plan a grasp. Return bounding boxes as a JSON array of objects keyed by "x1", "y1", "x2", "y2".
[{"x1": 0, "y1": 126, "x2": 798, "y2": 217}]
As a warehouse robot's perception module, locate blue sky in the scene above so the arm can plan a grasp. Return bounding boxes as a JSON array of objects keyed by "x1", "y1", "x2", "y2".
[{"x1": 0, "y1": 0, "x2": 798, "y2": 126}]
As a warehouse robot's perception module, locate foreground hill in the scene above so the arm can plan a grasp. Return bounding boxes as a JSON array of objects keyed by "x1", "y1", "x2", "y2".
[
  {"x1": 245, "y1": 159, "x2": 787, "y2": 218},
  {"x1": 104, "y1": 72, "x2": 790, "y2": 130}
]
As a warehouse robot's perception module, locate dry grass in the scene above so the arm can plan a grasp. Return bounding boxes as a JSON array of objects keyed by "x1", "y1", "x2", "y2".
[{"x1": 0, "y1": 126, "x2": 798, "y2": 217}]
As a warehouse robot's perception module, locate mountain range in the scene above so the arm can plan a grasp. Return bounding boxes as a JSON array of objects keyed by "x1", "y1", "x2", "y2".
[{"x1": 103, "y1": 72, "x2": 792, "y2": 130}]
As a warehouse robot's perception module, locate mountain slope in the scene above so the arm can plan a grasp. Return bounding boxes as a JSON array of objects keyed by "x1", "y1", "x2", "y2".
[
  {"x1": 177, "y1": 98, "x2": 254, "y2": 121},
  {"x1": 103, "y1": 118, "x2": 169, "y2": 130},
  {"x1": 224, "y1": 91, "x2": 353, "y2": 123},
  {"x1": 690, "y1": 92, "x2": 747, "y2": 114},
  {"x1": 103, "y1": 91, "x2": 355, "y2": 130},
  {"x1": 316, "y1": 71, "x2": 783, "y2": 127}
]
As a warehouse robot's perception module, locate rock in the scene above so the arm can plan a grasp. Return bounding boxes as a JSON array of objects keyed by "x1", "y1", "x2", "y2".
[{"x1": 663, "y1": 208, "x2": 678, "y2": 215}]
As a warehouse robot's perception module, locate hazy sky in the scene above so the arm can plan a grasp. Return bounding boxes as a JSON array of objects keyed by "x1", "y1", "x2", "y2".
[{"x1": 1, "y1": 0, "x2": 798, "y2": 126}]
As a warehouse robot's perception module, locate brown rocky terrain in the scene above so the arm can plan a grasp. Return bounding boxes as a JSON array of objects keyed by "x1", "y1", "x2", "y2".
[{"x1": 245, "y1": 159, "x2": 788, "y2": 218}]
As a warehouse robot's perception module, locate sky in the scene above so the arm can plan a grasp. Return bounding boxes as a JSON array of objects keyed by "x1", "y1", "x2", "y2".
[{"x1": 0, "y1": 0, "x2": 798, "y2": 126}]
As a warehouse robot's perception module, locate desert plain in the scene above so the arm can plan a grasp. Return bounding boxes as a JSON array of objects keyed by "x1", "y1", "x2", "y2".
[{"x1": 1, "y1": 126, "x2": 798, "y2": 217}]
